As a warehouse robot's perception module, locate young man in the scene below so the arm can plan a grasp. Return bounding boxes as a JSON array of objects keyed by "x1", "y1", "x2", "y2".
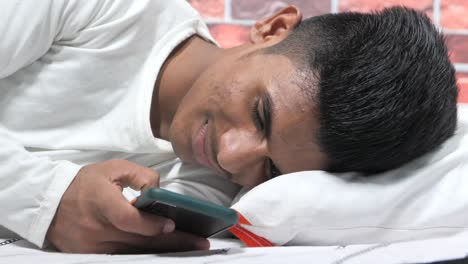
[{"x1": 0, "y1": 0, "x2": 457, "y2": 254}]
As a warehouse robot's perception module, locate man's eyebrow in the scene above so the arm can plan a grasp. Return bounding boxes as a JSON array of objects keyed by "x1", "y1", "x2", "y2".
[{"x1": 263, "y1": 91, "x2": 274, "y2": 140}]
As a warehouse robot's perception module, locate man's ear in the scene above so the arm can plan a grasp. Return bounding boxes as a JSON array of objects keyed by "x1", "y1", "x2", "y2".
[{"x1": 250, "y1": 6, "x2": 302, "y2": 44}]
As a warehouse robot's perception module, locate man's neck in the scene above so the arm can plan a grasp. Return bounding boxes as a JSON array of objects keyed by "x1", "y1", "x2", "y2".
[{"x1": 150, "y1": 36, "x2": 223, "y2": 140}]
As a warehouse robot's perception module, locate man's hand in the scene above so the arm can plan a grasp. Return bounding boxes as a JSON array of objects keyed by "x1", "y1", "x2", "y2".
[{"x1": 46, "y1": 159, "x2": 210, "y2": 254}]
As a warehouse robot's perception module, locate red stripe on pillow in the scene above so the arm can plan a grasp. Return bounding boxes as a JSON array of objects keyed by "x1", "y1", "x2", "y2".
[{"x1": 229, "y1": 225, "x2": 274, "y2": 247}]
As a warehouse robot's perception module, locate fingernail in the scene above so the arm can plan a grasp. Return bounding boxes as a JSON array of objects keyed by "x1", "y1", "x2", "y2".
[
  {"x1": 197, "y1": 239, "x2": 210, "y2": 250},
  {"x1": 163, "y1": 220, "x2": 175, "y2": 233}
]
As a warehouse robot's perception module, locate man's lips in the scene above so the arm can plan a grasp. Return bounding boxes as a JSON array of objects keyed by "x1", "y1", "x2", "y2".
[
  {"x1": 192, "y1": 120, "x2": 231, "y2": 178},
  {"x1": 193, "y1": 121, "x2": 211, "y2": 169}
]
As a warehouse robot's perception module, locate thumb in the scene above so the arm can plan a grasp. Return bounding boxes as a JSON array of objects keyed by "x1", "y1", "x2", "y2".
[{"x1": 106, "y1": 159, "x2": 160, "y2": 191}]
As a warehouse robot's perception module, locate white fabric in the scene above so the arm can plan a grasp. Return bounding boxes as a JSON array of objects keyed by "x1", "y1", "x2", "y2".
[
  {"x1": 3, "y1": 232, "x2": 468, "y2": 264},
  {"x1": 0, "y1": 0, "x2": 239, "y2": 248},
  {"x1": 232, "y1": 104, "x2": 468, "y2": 246}
]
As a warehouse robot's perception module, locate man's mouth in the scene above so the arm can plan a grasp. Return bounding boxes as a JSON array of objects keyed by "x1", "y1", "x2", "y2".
[
  {"x1": 193, "y1": 120, "x2": 211, "y2": 169},
  {"x1": 192, "y1": 119, "x2": 231, "y2": 179}
]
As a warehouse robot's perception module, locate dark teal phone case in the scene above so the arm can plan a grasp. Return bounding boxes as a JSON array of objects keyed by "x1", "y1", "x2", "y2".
[{"x1": 134, "y1": 188, "x2": 239, "y2": 237}]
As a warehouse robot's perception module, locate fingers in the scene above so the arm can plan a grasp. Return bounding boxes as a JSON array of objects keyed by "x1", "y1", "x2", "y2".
[
  {"x1": 102, "y1": 193, "x2": 175, "y2": 236},
  {"x1": 87, "y1": 159, "x2": 208, "y2": 254},
  {"x1": 106, "y1": 159, "x2": 160, "y2": 190},
  {"x1": 105, "y1": 231, "x2": 210, "y2": 254},
  {"x1": 96, "y1": 160, "x2": 174, "y2": 236},
  {"x1": 50, "y1": 159, "x2": 205, "y2": 254},
  {"x1": 148, "y1": 231, "x2": 210, "y2": 253}
]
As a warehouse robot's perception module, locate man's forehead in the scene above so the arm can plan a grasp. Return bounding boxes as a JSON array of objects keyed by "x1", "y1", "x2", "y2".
[
  {"x1": 271, "y1": 116, "x2": 326, "y2": 172},
  {"x1": 270, "y1": 83, "x2": 318, "y2": 145},
  {"x1": 269, "y1": 63, "x2": 317, "y2": 114},
  {"x1": 261, "y1": 53, "x2": 320, "y2": 147},
  {"x1": 275, "y1": 117, "x2": 319, "y2": 149},
  {"x1": 262, "y1": 54, "x2": 326, "y2": 171},
  {"x1": 270, "y1": 102, "x2": 326, "y2": 172}
]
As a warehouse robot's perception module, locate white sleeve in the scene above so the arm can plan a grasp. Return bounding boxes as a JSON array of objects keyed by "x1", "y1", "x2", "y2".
[
  {"x1": 160, "y1": 163, "x2": 241, "y2": 208},
  {"x1": 0, "y1": 0, "x2": 109, "y2": 78},
  {"x1": 127, "y1": 159, "x2": 241, "y2": 208},
  {"x1": 0, "y1": 126, "x2": 82, "y2": 247},
  {"x1": 0, "y1": 0, "x2": 97, "y2": 247},
  {"x1": 0, "y1": 0, "x2": 63, "y2": 78}
]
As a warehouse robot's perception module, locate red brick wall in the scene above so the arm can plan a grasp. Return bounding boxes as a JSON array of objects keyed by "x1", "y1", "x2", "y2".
[{"x1": 188, "y1": 0, "x2": 468, "y2": 103}]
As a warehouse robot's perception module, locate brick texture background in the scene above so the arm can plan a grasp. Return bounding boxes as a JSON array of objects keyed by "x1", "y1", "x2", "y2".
[{"x1": 188, "y1": 0, "x2": 468, "y2": 102}]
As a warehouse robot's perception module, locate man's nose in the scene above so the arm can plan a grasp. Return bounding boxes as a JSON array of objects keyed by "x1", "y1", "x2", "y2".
[{"x1": 217, "y1": 128, "x2": 267, "y2": 174}]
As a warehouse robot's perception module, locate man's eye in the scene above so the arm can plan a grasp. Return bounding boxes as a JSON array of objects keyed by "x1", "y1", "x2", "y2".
[
  {"x1": 252, "y1": 97, "x2": 265, "y2": 131},
  {"x1": 268, "y1": 158, "x2": 281, "y2": 178}
]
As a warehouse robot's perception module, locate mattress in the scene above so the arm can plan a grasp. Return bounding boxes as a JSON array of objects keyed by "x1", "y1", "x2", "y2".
[{"x1": 2, "y1": 230, "x2": 468, "y2": 264}]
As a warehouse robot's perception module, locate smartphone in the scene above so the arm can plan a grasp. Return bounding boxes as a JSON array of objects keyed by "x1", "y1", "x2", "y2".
[{"x1": 133, "y1": 188, "x2": 239, "y2": 238}]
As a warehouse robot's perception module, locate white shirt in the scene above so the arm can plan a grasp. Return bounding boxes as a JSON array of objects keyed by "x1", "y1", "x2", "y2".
[{"x1": 0, "y1": 0, "x2": 239, "y2": 247}]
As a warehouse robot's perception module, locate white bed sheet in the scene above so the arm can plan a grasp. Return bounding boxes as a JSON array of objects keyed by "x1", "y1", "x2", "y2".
[{"x1": 2, "y1": 230, "x2": 468, "y2": 264}]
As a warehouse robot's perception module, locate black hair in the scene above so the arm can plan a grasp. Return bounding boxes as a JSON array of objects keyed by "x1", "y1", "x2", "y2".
[{"x1": 266, "y1": 7, "x2": 458, "y2": 173}]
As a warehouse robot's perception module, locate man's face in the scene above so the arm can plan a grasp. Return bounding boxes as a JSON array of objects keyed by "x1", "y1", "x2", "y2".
[{"x1": 169, "y1": 50, "x2": 328, "y2": 188}]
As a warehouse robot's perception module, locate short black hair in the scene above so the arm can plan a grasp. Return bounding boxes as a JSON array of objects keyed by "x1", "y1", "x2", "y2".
[{"x1": 266, "y1": 7, "x2": 458, "y2": 173}]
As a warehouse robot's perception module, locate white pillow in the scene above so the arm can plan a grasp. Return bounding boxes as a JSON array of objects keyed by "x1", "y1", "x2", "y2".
[{"x1": 230, "y1": 104, "x2": 468, "y2": 247}]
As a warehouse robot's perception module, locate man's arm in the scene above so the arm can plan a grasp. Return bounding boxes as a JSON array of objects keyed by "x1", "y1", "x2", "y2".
[
  {"x1": 0, "y1": 127, "x2": 208, "y2": 252},
  {"x1": 0, "y1": 0, "x2": 208, "y2": 252},
  {"x1": 45, "y1": 159, "x2": 209, "y2": 253},
  {"x1": 0, "y1": 126, "x2": 82, "y2": 247},
  {"x1": 0, "y1": 0, "x2": 77, "y2": 246}
]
